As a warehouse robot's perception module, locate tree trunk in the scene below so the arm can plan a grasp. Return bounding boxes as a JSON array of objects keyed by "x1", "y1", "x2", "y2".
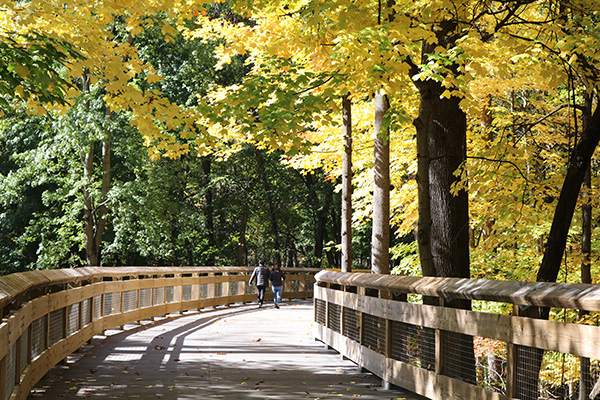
[
  {"x1": 237, "y1": 204, "x2": 250, "y2": 266},
  {"x1": 579, "y1": 92, "x2": 593, "y2": 400},
  {"x1": 255, "y1": 149, "x2": 282, "y2": 265},
  {"x1": 341, "y1": 93, "x2": 353, "y2": 272},
  {"x1": 201, "y1": 156, "x2": 216, "y2": 266},
  {"x1": 371, "y1": 91, "x2": 390, "y2": 275}
]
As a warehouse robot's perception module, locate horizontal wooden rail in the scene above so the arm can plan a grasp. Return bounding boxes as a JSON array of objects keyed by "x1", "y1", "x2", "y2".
[
  {"x1": 0, "y1": 266, "x2": 319, "y2": 400},
  {"x1": 314, "y1": 271, "x2": 600, "y2": 400}
]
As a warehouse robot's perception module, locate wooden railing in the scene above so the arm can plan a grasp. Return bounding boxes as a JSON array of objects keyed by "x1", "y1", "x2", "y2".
[
  {"x1": 314, "y1": 270, "x2": 600, "y2": 400},
  {"x1": 0, "y1": 266, "x2": 318, "y2": 400}
]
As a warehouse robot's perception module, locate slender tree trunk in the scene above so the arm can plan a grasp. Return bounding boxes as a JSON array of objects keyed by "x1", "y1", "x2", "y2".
[
  {"x1": 579, "y1": 92, "x2": 593, "y2": 400},
  {"x1": 255, "y1": 149, "x2": 282, "y2": 265},
  {"x1": 237, "y1": 204, "x2": 250, "y2": 266},
  {"x1": 341, "y1": 94, "x2": 353, "y2": 272},
  {"x1": 371, "y1": 91, "x2": 390, "y2": 275},
  {"x1": 201, "y1": 156, "x2": 216, "y2": 266}
]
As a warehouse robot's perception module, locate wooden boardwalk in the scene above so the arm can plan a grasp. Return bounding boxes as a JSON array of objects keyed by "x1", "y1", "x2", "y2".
[{"x1": 30, "y1": 299, "x2": 423, "y2": 400}]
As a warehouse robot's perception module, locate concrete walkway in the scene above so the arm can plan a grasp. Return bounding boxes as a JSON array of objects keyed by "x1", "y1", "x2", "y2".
[{"x1": 31, "y1": 300, "x2": 425, "y2": 400}]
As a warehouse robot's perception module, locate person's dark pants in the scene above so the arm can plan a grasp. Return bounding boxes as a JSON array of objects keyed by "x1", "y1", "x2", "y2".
[{"x1": 256, "y1": 285, "x2": 266, "y2": 304}]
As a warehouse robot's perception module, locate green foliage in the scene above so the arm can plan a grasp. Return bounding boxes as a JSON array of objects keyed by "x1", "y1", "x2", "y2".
[{"x1": 0, "y1": 33, "x2": 82, "y2": 109}]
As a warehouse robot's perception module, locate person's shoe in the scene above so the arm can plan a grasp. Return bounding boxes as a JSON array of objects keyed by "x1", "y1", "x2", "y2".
[
  {"x1": 259, "y1": 302, "x2": 263, "y2": 308},
  {"x1": 275, "y1": 304, "x2": 279, "y2": 309}
]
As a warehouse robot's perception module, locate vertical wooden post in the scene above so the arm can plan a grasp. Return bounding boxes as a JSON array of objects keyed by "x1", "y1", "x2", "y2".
[
  {"x1": 435, "y1": 297, "x2": 445, "y2": 376},
  {"x1": 359, "y1": 286, "x2": 365, "y2": 346},
  {"x1": 1, "y1": 354, "x2": 7, "y2": 400},
  {"x1": 15, "y1": 336, "x2": 21, "y2": 387},
  {"x1": 506, "y1": 304, "x2": 519, "y2": 399}
]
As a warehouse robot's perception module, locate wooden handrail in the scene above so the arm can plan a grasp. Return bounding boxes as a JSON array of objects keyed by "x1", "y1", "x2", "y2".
[{"x1": 316, "y1": 270, "x2": 600, "y2": 311}]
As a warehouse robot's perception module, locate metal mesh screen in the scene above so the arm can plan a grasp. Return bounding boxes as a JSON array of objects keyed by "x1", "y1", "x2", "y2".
[
  {"x1": 165, "y1": 286, "x2": 174, "y2": 303},
  {"x1": 474, "y1": 337, "x2": 507, "y2": 394},
  {"x1": 441, "y1": 331, "x2": 476, "y2": 384},
  {"x1": 327, "y1": 303, "x2": 341, "y2": 333},
  {"x1": 104, "y1": 292, "x2": 121, "y2": 316},
  {"x1": 5, "y1": 343, "x2": 16, "y2": 400},
  {"x1": 183, "y1": 285, "x2": 193, "y2": 301},
  {"x1": 123, "y1": 290, "x2": 138, "y2": 311},
  {"x1": 343, "y1": 307, "x2": 360, "y2": 342},
  {"x1": 49, "y1": 309, "x2": 65, "y2": 347},
  {"x1": 580, "y1": 358, "x2": 600, "y2": 400},
  {"x1": 140, "y1": 288, "x2": 152, "y2": 308},
  {"x1": 245, "y1": 283, "x2": 255, "y2": 295},
  {"x1": 228, "y1": 282, "x2": 238, "y2": 296},
  {"x1": 390, "y1": 320, "x2": 436, "y2": 371},
  {"x1": 81, "y1": 298, "x2": 92, "y2": 326},
  {"x1": 199, "y1": 284, "x2": 208, "y2": 298},
  {"x1": 31, "y1": 315, "x2": 47, "y2": 360},
  {"x1": 67, "y1": 303, "x2": 80, "y2": 336},
  {"x1": 306, "y1": 279, "x2": 315, "y2": 292},
  {"x1": 315, "y1": 299, "x2": 326, "y2": 326},
  {"x1": 363, "y1": 314, "x2": 386, "y2": 355},
  {"x1": 20, "y1": 328, "x2": 29, "y2": 375},
  {"x1": 514, "y1": 345, "x2": 545, "y2": 400},
  {"x1": 93, "y1": 295, "x2": 102, "y2": 320},
  {"x1": 215, "y1": 282, "x2": 223, "y2": 297},
  {"x1": 154, "y1": 287, "x2": 165, "y2": 305},
  {"x1": 291, "y1": 280, "x2": 300, "y2": 292}
]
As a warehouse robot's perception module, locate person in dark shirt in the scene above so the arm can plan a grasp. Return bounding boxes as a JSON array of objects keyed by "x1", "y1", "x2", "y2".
[
  {"x1": 269, "y1": 264, "x2": 285, "y2": 309},
  {"x1": 249, "y1": 260, "x2": 269, "y2": 307}
]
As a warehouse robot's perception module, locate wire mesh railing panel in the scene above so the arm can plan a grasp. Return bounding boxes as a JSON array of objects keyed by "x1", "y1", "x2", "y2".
[
  {"x1": 580, "y1": 358, "x2": 600, "y2": 400},
  {"x1": 215, "y1": 282, "x2": 223, "y2": 297},
  {"x1": 123, "y1": 290, "x2": 138, "y2": 312},
  {"x1": 49, "y1": 309, "x2": 65, "y2": 347},
  {"x1": 363, "y1": 314, "x2": 386, "y2": 355},
  {"x1": 165, "y1": 286, "x2": 174, "y2": 303},
  {"x1": 139, "y1": 288, "x2": 152, "y2": 308},
  {"x1": 534, "y1": 351, "x2": 600, "y2": 400},
  {"x1": 474, "y1": 337, "x2": 507, "y2": 394},
  {"x1": 104, "y1": 292, "x2": 121, "y2": 316},
  {"x1": 154, "y1": 287, "x2": 165, "y2": 305},
  {"x1": 20, "y1": 328, "x2": 29, "y2": 375},
  {"x1": 291, "y1": 280, "x2": 300, "y2": 292},
  {"x1": 441, "y1": 330, "x2": 476, "y2": 384},
  {"x1": 305, "y1": 279, "x2": 314, "y2": 292},
  {"x1": 5, "y1": 343, "x2": 16, "y2": 400},
  {"x1": 328, "y1": 303, "x2": 341, "y2": 333},
  {"x1": 514, "y1": 345, "x2": 545, "y2": 400},
  {"x1": 228, "y1": 281, "x2": 238, "y2": 296},
  {"x1": 67, "y1": 303, "x2": 80, "y2": 336},
  {"x1": 199, "y1": 284, "x2": 208, "y2": 298},
  {"x1": 183, "y1": 285, "x2": 193, "y2": 301},
  {"x1": 343, "y1": 307, "x2": 360, "y2": 343},
  {"x1": 315, "y1": 299, "x2": 326, "y2": 326},
  {"x1": 82, "y1": 298, "x2": 92, "y2": 326},
  {"x1": 31, "y1": 315, "x2": 47, "y2": 360},
  {"x1": 245, "y1": 283, "x2": 255, "y2": 295},
  {"x1": 390, "y1": 320, "x2": 436, "y2": 371},
  {"x1": 93, "y1": 295, "x2": 102, "y2": 320}
]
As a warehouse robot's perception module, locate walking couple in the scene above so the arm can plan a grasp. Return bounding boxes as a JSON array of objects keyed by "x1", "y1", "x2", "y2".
[{"x1": 249, "y1": 260, "x2": 285, "y2": 308}]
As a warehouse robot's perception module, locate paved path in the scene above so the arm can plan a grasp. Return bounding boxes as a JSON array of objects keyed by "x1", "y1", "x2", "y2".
[{"x1": 32, "y1": 300, "x2": 425, "y2": 400}]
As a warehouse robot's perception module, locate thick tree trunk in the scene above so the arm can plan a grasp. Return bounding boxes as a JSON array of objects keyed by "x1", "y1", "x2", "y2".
[
  {"x1": 341, "y1": 94, "x2": 353, "y2": 272},
  {"x1": 371, "y1": 91, "x2": 390, "y2": 275}
]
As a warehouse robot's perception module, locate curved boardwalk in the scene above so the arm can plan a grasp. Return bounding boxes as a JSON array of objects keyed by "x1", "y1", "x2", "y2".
[{"x1": 31, "y1": 300, "x2": 423, "y2": 400}]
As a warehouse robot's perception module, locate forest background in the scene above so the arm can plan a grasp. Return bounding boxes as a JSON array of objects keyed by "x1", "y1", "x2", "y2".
[{"x1": 0, "y1": 0, "x2": 599, "y2": 296}]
